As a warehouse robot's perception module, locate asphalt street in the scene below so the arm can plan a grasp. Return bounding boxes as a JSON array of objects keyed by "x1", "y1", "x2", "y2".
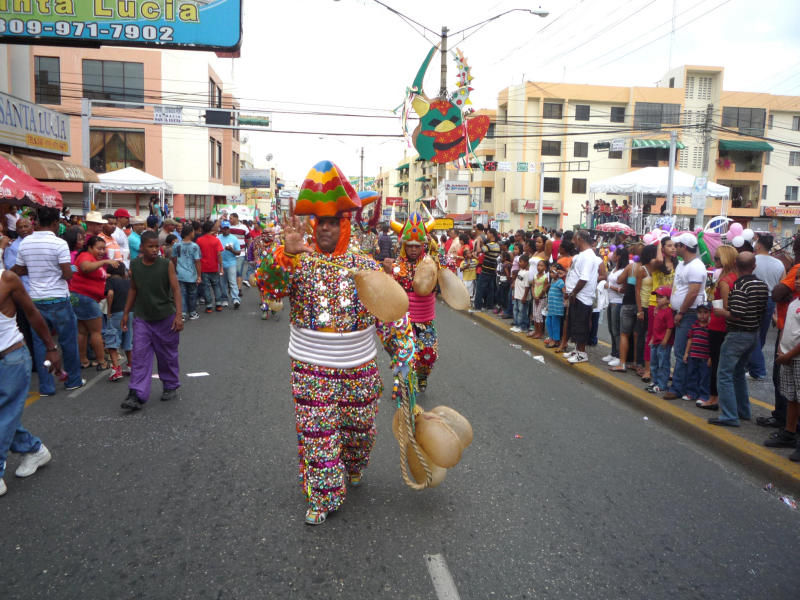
[{"x1": 3, "y1": 289, "x2": 800, "y2": 600}]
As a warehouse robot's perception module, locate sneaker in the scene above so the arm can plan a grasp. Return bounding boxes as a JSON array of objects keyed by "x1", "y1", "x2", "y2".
[
  {"x1": 563, "y1": 350, "x2": 578, "y2": 359},
  {"x1": 205, "y1": 307, "x2": 214, "y2": 314},
  {"x1": 222, "y1": 301, "x2": 229, "y2": 307},
  {"x1": 198, "y1": 297, "x2": 206, "y2": 305},
  {"x1": 161, "y1": 388, "x2": 179, "y2": 402},
  {"x1": 608, "y1": 358, "x2": 621, "y2": 367},
  {"x1": 568, "y1": 352, "x2": 589, "y2": 364},
  {"x1": 108, "y1": 366, "x2": 123, "y2": 382},
  {"x1": 188, "y1": 312, "x2": 200, "y2": 321},
  {"x1": 510, "y1": 326, "x2": 521, "y2": 333},
  {"x1": 181, "y1": 313, "x2": 187, "y2": 321},
  {"x1": 748, "y1": 374, "x2": 766, "y2": 381},
  {"x1": 0, "y1": 478, "x2": 5, "y2": 496},
  {"x1": 15, "y1": 445, "x2": 51, "y2": 478},
  {"x1": 764, "y1": 429, "x2": 798, "y2": 448},
  {"x1": 233, "y1": 300, "x2": 241, "y2": 310},
  {"x1": 646, "y1": 385, "x2": 662, "y2": 394},
  {"x1": 305, "y1": 508, "x2": 327, "y2": 525},
  {"x1": 121, "y1": 390, "x2": 144, "y2": 411},
  {"x1": 121, "y1": 367, "x2": 131, "y2": 376},
  {"x1": 64, "y1": 378, "x2": 87, "y2": 391},
  {"x1": 681, "y1": 395, "x2": 694, "y2": 402},
  {"x1": 601, "y1": 354, "x2": 614, "y2": 363},
  {"x1": 242, "y1": 279, "x2": 251, "y2": 288},
  {"x1": 215, "y1": 305, "x2": 224, "y2": 312}
]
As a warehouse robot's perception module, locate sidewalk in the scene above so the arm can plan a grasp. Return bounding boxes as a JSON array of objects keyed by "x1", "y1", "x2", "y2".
[{"x1": 467, "y1": 307, "x2": 800, "y2": 497}]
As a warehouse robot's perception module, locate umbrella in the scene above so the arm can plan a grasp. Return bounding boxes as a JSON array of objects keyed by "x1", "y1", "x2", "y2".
[
  {"x1": 595, "y1": 221, "x2": 636, "y2": 235},
  {"x1": 0, "y1": 156, "x2": 62, "y2": 209}
]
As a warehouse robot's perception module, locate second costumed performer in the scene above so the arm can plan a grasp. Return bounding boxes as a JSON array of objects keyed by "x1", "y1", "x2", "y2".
[
  {"x1": 383, "y1": 208, "x2": 440, "y2": 392},
  {"x1": 256, "y1": 160, "x2": 415, "y2": 526}
]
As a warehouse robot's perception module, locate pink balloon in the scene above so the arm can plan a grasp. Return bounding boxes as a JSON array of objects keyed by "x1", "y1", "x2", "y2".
[
  {"x1": 726, "y1": 230, "x2": 736, "y2": 241},
  {"x1": 729, "y1": 222, "x2": 743, "y2": 236},
  {"x1": 643, "y1": 233, "x2": 654, "y2": 244}
]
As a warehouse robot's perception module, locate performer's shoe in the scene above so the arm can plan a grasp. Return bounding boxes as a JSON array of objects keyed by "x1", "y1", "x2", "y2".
[
  {"x1": 304, "y1": 509, "x2": 327, "y2": 525},
  {"x1": 348, "y1": 473, "x2": 362, "y2": 487},
  {"x1": 418, "y1": 379, "x2": 427, "y2": 392}
]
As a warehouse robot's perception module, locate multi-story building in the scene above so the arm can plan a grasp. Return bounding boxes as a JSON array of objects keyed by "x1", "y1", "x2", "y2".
[{"x1": 2, "y1": 43, "x2": 241, "y2": 218}]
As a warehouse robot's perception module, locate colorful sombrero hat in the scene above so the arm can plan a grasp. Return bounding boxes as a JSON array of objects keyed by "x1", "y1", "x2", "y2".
[
  {"x1": 295, "y1": 160, "x2": 361, "y2": 217},
  {"x1": 357, "y1": 190, "x2": 380, "y2": 207}
]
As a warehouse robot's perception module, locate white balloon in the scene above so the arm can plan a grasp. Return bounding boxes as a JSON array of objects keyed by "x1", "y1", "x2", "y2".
[
  {"x1": 732, "y1": 235, "x2": 744, "y2": 248},
  {"x1": 742, "y1": 228, "x2": 754, "y2": 241}
]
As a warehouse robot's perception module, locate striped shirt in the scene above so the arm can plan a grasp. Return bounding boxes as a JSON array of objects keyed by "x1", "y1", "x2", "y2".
[
  {"x1": 15, "y1": 230, "x2": 71, "y2": 300},
  {"x1": 481, "y1": 241, "x2": 500, "y2": 274},
  {"x1": 688, "y1": 322, "x2": 711, "y2": 359},
  {"x1": 547, "y1": 278, "x2": 565, "y2": 316},
  {"x1": 727, "y1": 274, "x2": 769, "y2": 332}
]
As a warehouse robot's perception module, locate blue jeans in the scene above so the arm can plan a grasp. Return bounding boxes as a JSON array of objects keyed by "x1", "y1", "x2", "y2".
[
  {"x1": 0, "y1": 346, "x2": 41, "y2": 479},
  {"x1": 223, "y1": 264, "x2": 240, "y2": 303},
  {"x1": 236, "y1": 255, "x2": 247, "y2": 279},
  {"x1": 747, "y1": 298, "x2": 774, "y2": 379},
  {"x1": 506, "y1": 283, "x2": 514, "y2": 317},
  {"x1": 31, "y1": 299, "x2": 83, "y2": 395},
  {"x1": 202, "y1": 272, "x2": 225, "y2": 306},
  {"x1": 717, "y1": 331, "x2": 758, "y2": 424},
  {"x1": 608, "y1": 303, "x2": 621, "y2": 358},
  {"x1": 650, "y1": 344, "x2": 672, "y2": 390},
  {"x1": 513, "y1": 299, "x2": 530, "y2": 331},
  {"x1": 473, "y1": 272, "x2": 495, "y2": 311},
  {"x1": 685, "y1": 356, "x2": 710, "y2": 401},
  {"x1": 668, "y1": 309, "x2": 697, "y2": 396},
  {"x1": 179, "y1": 281, "x2": 198, "y2": 315},
  {"x1": 546, "y1": 314, "x2": 563, "y2": 342}
]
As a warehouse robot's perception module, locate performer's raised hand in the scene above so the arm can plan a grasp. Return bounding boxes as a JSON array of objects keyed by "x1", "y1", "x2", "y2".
[
  {"x1": 382, "y1": 257, "x2": 394, "y2": 274},
  {"x1": 283, "y1": 214, "x2": 312, "y2": 255}
]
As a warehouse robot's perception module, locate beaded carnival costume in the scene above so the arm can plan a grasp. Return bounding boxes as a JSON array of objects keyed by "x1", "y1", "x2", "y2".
[
  {"x1": 385, "y1": 207, "x2": 440, "y2": 392},
  {"x1": 255, "y1": 161, "x2": 414, "y2": 525}
]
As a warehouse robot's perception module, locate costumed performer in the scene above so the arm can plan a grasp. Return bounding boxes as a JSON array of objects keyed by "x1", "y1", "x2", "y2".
[
  {"x1": 251, "y1": 224, "x2": 278, "y2": 320},
  {"x1": 383, "y1": 207, "x2": 440, "y2": 392},
  {"x1": 256, "y1": 160, "x2": 415, "y2": 526}
]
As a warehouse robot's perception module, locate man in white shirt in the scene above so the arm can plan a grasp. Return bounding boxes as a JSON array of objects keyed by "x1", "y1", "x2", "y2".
[
  {"x1": 228, "y1": 213, "x2": 250, "y2": 290},
  {"x1": 664, "y1": 232, "x2": 707, "y2": 400},
  {"x1": 112, "y1": 208, "x2": 131, "y2": 267},
  {"x1": 564, "y1": 230, "x2": 599, "y2": 364},
  {"x1": 12, "y1": 207, "x2": 84, "y2": 397}
]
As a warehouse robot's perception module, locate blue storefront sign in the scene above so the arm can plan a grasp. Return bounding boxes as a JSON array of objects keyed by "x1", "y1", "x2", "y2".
[{"x1": 0, "y1": 0, "x2": 242, "y2": 51}]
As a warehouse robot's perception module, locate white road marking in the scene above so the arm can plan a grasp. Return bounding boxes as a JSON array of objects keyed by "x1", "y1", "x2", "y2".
[
  {"x1": 67, "y1": 370, "x2": 108, "y2": 398},
  {"x1": 186, "y1": 372, "x2": 210, "y2": 377},
  {"x1": 425, "y1": 554, "x2": 461, "y2": 600}
]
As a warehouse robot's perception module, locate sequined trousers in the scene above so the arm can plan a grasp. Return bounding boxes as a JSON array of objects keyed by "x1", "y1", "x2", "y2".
[
  {"x1": 291, "y1": 359, "x2": 383, "y2": 513},
  {"x1": 412, "y1": 321, "x2": 438, "y2": 385}
]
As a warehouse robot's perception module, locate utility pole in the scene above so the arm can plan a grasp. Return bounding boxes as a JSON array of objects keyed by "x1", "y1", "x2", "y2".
[
  {"x1": 538, "y1": 162, "x2": 545, "y2": 228},
  {"x1": 437, "y1": 26, "x2": 448, "y2": 216},
  {"x1": 359, "y1": 146, "x2": 364, "y2": 191},
  {"x1": 696, "y1": 102, "x2": 714, "y2": 227},
  {"x1": 666, "y1": 130, "x2": 677, "y2": 215},
  {"x1": 81, "y1": 97, "x2": 92, "y2": 213}
]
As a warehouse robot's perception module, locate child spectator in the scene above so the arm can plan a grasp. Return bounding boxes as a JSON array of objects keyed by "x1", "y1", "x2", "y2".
[
  {"x1": 172, "y1": 224, "x2": 202, "y2": 322},
  {"x1": 544, "y1": 263, "x2": 565, "y2": 347},
  {"x1": 460, "y1": 248, "x2": 478, "y2": 303},
  {"x1": 529, "y1": 259, "x2": 549, "y2": 338},
  {"x1": 120, "y1": 231, "x2": 183, "y2": 411},
  {"x1": 163, "y1": 233, "x2": 178, "y2": 260},
  {"x1": 510, "y1": 254, "x2": 531, "y2": 333},
  {"x1": 683, "y1": 303, "x2": 712, "y2": 403},
  {"x1": 103, "y1": 263, "x2": 132, "y2": 382},
  {"x1": 495, "y1": 251, "x2": 512, "y2": 315},
  {"x1": 647, "y1": 286, "x2": 675, "y2": 393}
]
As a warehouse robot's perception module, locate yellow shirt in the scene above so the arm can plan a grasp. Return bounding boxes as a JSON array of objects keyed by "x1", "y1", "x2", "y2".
[{"x1": 461, "y1": 258, "x2": 477, "y2": 282}]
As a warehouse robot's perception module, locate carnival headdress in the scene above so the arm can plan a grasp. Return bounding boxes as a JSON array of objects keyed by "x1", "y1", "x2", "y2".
[
  {"x1": 295, "y1": 160, "x2": 361, "y2": 217},
  {"x1": 390, "y1": 203, "x2": 435, "y2": 245}
]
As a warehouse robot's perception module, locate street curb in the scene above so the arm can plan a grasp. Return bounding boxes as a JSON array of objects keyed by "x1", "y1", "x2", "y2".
[{"x1": 465, "y1": 309, "x2": 800, "y2": 496}]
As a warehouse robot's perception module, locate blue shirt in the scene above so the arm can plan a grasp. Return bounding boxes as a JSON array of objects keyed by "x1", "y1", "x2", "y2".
[
  {"x1": 3, "y1": 238, "x2": 30, "y2": 291},
  {"x1": 173, "y1": 241, "x2": 201, "y2": 283},
  {"x1": 547, "y1": 278, "x2": 565, "y2": 316},
  {"x1": 128, "y1": 231, "x2": 141, "y2": 260},
  {"x1": 217, "y1": 234, "x2": 241, "y2": 268}
]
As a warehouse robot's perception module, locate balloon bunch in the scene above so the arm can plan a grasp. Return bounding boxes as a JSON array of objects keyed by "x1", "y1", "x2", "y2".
[{"x1": 725, "y1": 222, "x2": 755, "y2": 248}]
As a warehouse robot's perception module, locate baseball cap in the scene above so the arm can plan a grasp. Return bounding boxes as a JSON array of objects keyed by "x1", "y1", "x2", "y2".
[
  {"x1": 670, "y1": 232, "x2": 697, "y2": 248},
  {"x1": 655, "y1": 285, "x2": 672, "y2": 297},
  {"x1": 84, "y1": 211, "x2": 107, "y2": 224},
  {"x1": 114, "y1": 208, "x2": 131, "y2": 219},
  {"x1": 163, "y1": 218, "x2": 180, "y2": 227},
  {"x1": 220, "y1": 220, "x2": 231, "y2": 229},
  {"x1": 130, "y1": 215, "x2": 146, "y2": 225}
]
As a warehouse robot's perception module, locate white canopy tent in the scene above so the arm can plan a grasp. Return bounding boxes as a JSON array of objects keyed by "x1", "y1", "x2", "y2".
[
  {"x1": 589, "y1": 166, "x2": 730, "y2": 233},
  {"x1": 89, "y1": 167, "x2": 173, "y2": 214}
]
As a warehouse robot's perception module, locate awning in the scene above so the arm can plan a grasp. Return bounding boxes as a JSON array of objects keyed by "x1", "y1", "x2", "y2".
[
  {"x1": 0, "y1": 156, "x2": 62, "y2": 208},
  {"x1": 0, "y1": 151, "x2": 30, "y2": 173},
  {"x1": 632, "y1": 139, "x2": 686, "y2": 150},
  {"x1": 415, "y1": 176, "x2": 429, "y2": 182},
  {"x1": 718, "y1": 140, "x2": 774, "y2": 152},
  {"x1": 396, "y1": 163, "x2": 409, "y2": 170},
  {"x1": 18, "y1": 155, "x2": 99, "y2": 183}
]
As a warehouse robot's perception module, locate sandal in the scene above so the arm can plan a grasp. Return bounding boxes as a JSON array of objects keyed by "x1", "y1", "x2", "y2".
[
  {"x1": 526, "y1": 331, "x2": 537, "y2": 338},
  {"x1": 348, "y1": 473, "x2": 362, "y2": 487},
  {"x1": 696, "y1": 400, "x2": 719, "y2": 411},
  {"x1": 304, "y1": 509, "x2": 327, "y2": 525},
  {"x1": 96, "y1": 362, "x2": 110, "y2": 371},
  {"x1": 81, "y1": 362, "x2": 91, "y2": 369},
  {"x1": 609, "y1": 366, "x2": 627, "y2": 373}
]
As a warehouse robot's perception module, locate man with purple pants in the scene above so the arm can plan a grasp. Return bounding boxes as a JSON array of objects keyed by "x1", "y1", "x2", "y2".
[{"x1": 120, "y1": 231, "x2": 183, "y2": 411}]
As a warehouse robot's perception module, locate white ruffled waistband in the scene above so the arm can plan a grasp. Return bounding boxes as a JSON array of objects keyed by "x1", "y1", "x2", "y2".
[{"x1": 288, "y1": 325, "x2": 377, "y2": 368}]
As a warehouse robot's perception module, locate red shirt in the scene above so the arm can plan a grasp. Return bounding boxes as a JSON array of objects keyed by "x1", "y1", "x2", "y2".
[
  {"x1": 651, "y1": 306, "x2": 675, "y2": 346},
  {"x1": 709, "y1": 271, "x2": 738, "y2": 332},
  {"x1": 551, "y1": 239, "x2": 561, "y2": 262},
  {"x1": 69, "y1": 251, "x2": 107, "y2": 301},
  {"x1": 196, "y1": 234, "x2": 223, "y2": 273}
]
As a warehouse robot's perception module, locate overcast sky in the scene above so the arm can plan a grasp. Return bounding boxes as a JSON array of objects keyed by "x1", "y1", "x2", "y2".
[{"x1": 213, "y1": 0, "x2": 800, "y2": 186}]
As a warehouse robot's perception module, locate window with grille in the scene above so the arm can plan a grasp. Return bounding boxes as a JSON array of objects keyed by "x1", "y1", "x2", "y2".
[
  {"x1": 575, "y1": 105, "x2": 590, "y2": 121},
  {"x1": 543, "y1": 103, "x2": 563, "y2": 119},
  {"x1": 765, "y1": 152, "x2": 770, "y2": 165},
  {"x1": 697, "y1": 77, "x2": 712, "y2": 100},
  {"x1": 768, "y1": 114, "x2": 773, "y2": 129},
  {"x1": 692, "y1": 147, "x2": 702, "y2": 169},
  {"x1": 609, "y1": 150, "x2": 622, "y2": 159},
  {"x1": 685, "y1": 76, "x2": 695, "y2": 99},
  {"x1": 574, "y1": 142, "x2": 588, "y2": 158},
  {"x1": 83, "y1": 60, "x2": 144, "y2": 105},
  {"x1": 790, "y1": 152, "x2": 800, "y2": 167},
  {"x1": 610, "y1": 107, "x2": 625, "y2": 123},
  {"x1": 762, "y1": 185, "x2": 767, "y2": 200},
  {"x1": 542, "y1": 140, "x2": 561, "y2": 156},
  {"x1": 634, "y1": 102, "x2": 682, "y2": 129},
  {"x1": 786, "y1": 186, "x2": 799, "y2": 201},
  {"x1": 679, "y1": 147, "x2": 688, "y2": 169},
  {"x1": 232, "y1": 152, "x2": 240, "y2": 183},
  {"x1": 484, "y1": 187, "x2": 493, "y2": 203},
  {"x1": 572, "y1": 178, "x2": 587, "y2": 194},
  {"x1": 793, "y1": 116, "x2": 800, "y2": 131},
  {"x1": 34, "y1": 56, "x2": 61, "y2": 104},
  {"x1": 721, "y1": 107, "x2": 766, "y2": 136},
  {"x1": 543, "y1": 177, "x2": 560, "y2": 193}
]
